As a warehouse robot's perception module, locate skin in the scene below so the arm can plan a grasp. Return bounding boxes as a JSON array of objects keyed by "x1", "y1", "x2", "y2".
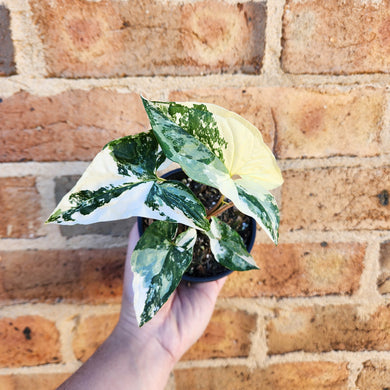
[{"x1": 58, "y1": 225, "x2": 226, "y2": 390}]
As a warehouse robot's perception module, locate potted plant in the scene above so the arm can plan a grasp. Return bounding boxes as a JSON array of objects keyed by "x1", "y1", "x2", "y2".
[{"x1": 47, "y1": 97, "x2": 283, "y2": 326}]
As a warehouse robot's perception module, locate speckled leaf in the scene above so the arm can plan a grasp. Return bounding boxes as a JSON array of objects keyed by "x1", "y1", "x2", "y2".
[
  {"x1": 105, "y1": 132, "x2": 165, "y2": 179},
  {"x1": 234, "y1": 180, "x2": 280, "y2": 244},
  {"x1": 47, "y1": 132, "x2": 208, "y2": 229},
  {"x1": 142, "y1": 97, "x2": 231, "y2": 189},
  {"x1": 207, "y1": 217, "x2": 258, "y2": 271},
  {"x1": 147, "y1": 101, "x2": 228, "y2": 162},
  {"x1": 131, "y1": 221, "x2": 196, "y2": 326},
  {"x1": 142, "y1": 97, "x2": 282, "y2": 244}
]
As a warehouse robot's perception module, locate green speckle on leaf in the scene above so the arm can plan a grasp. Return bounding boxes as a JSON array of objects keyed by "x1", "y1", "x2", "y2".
[
  {"x1": 150, "y1": 101, "x2": 228, "y2": 162},
  {"x1": 46, "y1": 208, "x2": 62, "y2": 223},
  {"x1": 61, "y1": 182, "x2": 142, "y2": 222},
  {"x1": 105, "y1": 131, "x2": 163, "y2": 179}
]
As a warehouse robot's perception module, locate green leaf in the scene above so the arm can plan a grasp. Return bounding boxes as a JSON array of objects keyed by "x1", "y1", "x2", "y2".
[
  {"x1": 47, "y1": 132, "x2": 208, "y2": 229},
  {"x1": 141, "y1": 97, "x2": 282, "y2": 244},
  {"x1": 105, "y1": 132, "x2": 164, "y2": 179},
  {"x1": 131, "y1": 221, "x2": 196, "y2": 326},
  {"x1": 146, "y1": 181, "x2": 209, "y2": 231},
  {"x1": 234, "y1": 180, "x2": 280, "y2": 244},
  {"x1": 148, "y1": 101, "x2": 228, "y2": 162},
  {"x1": 206, "y1": 217, "x2": 258, "y2": 271},
  {"x1": 142, "y1": 97, "x2": 231, "y2": 189}
]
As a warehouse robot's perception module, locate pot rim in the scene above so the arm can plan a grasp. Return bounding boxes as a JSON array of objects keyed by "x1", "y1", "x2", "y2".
[{"x1": 137, "y1": 168, "x2": 257, "y2": 283}]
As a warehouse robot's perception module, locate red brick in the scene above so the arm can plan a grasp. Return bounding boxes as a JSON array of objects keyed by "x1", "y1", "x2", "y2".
[
  {"x1": 73, "y1": 313, "x2": 119, "y2": 362},
  {"x1": 0, "y1": 248, "x2": 126, "y2": 304},
  {"x1": 29, "y1": 0, "x2": 266, "y2": 77},
  {"x1": 175, "y1": 362, "x2": 348, "y2": 390},
  {"x1": 0, "y1": 316, "x2": 61, "y2": 367},
  {"x1": 281, "y1": 167, "x2": 390, "y2": 231},
  {"x1": 0, "y1": 373, "x2": 70, "y2": 390},
  {"x1": 170, "y1": 87, "x2": 385, "y2": 158},
  {"x1": 0, "y1": 6, "x2": 16, "y2": 76},
  {"x1": 378, "y1": 242, "x2": 390, "y2": 294},
  {"x1": 282, "y1": 0, "x2": 390, "y2": 74},
  {"x1": 267, "y1": 304, "x2": 390, "y2": 354},
  {"x1": 221, "y1": 242, "x2": 365, "y2": 298},
  {"x1": 182, "y1": 309, "x2": 257, "y2": 360},
  {"x1": 355, "y1": 360, "x2": 390, "y2": 390},
  {"x1": 0, "y1": 90, "x2": 149, "y2": 162},
  {"x1": 0, "y1": 177, "x2": 42, "y2": 238}
]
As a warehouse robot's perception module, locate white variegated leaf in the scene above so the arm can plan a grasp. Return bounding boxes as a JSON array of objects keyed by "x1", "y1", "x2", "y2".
[
  {"x1": 207, "y1": 217, "x2": 258, "y2": 271},
  {"x1": 131, "y1": 221, "x2": 196, "y2": 326},
  {"x1": 47, "y1": 132, "x2": 209, "y2": 230},
  {"x1": 142, "y1": 97, "x2": 231, "y2": 190},
  {"x1": 142, "y1": 98, "x2": 282, "y2": 244}
]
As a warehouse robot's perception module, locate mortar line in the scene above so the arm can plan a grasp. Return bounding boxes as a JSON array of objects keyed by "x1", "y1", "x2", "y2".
[
  {"x1": 1, "y1": 155, "x2": 389, "y2": 179},
  {"x1": 3, "y1": 73, "x2": 390, "y2": 99},
  {"x1": 0, "y1": 228, "x2": 387, "y2": 251}
]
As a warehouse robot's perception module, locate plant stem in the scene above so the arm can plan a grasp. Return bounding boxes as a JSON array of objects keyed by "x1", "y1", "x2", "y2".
[
  {"x1": 207, "y1": 195, "x2": 225, "y2": 217},
  {"x1": 208, "y1": 201, "x2": 234, "y2": 219}
]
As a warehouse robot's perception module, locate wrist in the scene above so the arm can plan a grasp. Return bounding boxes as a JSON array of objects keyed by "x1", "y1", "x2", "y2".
[{"x1": 109, "y1": 319, "x2": 175, "y2": 388}]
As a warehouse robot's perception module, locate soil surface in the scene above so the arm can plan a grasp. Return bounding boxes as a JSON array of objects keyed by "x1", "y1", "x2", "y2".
[{"x1": 141, "y1": 170, "x2": 254, "y2": 278}]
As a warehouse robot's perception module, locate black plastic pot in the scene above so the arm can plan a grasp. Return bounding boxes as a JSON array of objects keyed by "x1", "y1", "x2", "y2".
[{"x1": 137, "y1": 169, "x2": 257, "y2": 283}]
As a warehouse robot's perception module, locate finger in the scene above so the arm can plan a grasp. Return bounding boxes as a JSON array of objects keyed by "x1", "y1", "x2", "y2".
[
  {"x1": 123, "y1": 221, "x2": 141, "y2": 294},
  {"x1": 126, "y1": 221, "x2": 140, "y2": 262}
]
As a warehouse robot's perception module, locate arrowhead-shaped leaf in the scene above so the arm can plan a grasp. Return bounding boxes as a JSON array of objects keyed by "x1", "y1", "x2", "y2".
[
  {"x1": 131, "y1": 221, "x2": 196, "y2": 326},
  {"x1": 46, "y1": 131, "x2": 209, "y2": 230},
  {"x1": 206, "y1": 217, "x2": 258, "y2": 271},
  {"x1": 142, "y1": 98, "x2": 282, "y2": 244}
]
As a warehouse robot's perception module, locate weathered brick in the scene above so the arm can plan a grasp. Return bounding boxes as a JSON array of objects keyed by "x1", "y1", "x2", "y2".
[
  {"x1": 281, "y1": 167, "x2": 390, "y2": 231},
  {"x1": 0, "y1": 90, "x2": 148, "y2": 162},
  {"x1": 170, "y1": 87, "x2": 385, "y2": 158},
  {"x1": 29, "y1": 0, "x2": 265, "y2": 77},
  {"x1": 0, "y1": 316, "x2": 61, "y2": 367},
  {"x1": 267, "y1": 304, "x2": 390, "y2": 354},
  {"x1": 182, "y1": 309, "x2": 257, "y2": 360},
  {"x1": 0, "y1": 248, "x2": 126, "y2": 304},
  {"x1": 73, "y1": 313, "x2": 119, "y2": 362},
  {"x1": 378, "y1": 241, "x2": 390, "y2": 294},
  {"x1": 0, "y1": 177, "x2": 42, "y2": 238},
  {"x1": 221, "y1": 242, "x2": 365, "y2": 298},
  {"x1": 54, "y1": 176, "x2": 135, "y2": 237},
  {"x1": 175, "y1": 362, "x2": 348, "y2": 390},
  {"x1": 355, "y1": 360, "x2": 390, "y2": 390},
  {"x1": 0, "y1": 6, "x2": 16, "y2": 76},
  {"x1": 282, "y1": 0, "x2": 390, "y2": 74},
  {"x1": 0, "y1": 373, "x2": 70, "y2": 390}
]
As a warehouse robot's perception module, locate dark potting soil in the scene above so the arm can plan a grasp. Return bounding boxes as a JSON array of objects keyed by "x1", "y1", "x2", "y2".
[{"x1": 142, "y1": 170, "x2": 253, "y2": 278}]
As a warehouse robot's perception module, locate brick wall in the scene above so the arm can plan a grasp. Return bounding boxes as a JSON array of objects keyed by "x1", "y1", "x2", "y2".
[{"x1": 0, "y1": 0, "x2": 389, "y2": 389}]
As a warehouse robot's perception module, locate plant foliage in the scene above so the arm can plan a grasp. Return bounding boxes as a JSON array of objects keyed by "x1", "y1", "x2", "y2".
[{"x1": 47, "y1": 97, "x2": 283, "y2": 325}]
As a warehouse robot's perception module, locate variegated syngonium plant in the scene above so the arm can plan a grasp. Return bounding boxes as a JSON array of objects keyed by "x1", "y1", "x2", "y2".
[{"x1": 47, "y1": 97, "x2": 283, "y2": 326}]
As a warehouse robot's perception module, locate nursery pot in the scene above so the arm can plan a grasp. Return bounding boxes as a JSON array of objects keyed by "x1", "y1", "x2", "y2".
[{"x1": 137, "y1": 169, "x2": 256, "y2": 283}]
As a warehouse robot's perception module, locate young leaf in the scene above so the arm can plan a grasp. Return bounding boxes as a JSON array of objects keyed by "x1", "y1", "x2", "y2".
[
  {"x1": 131, "y1": 221, "x2": 196, "y2": 326},
  {"x1": 206, "y1": 217, "x2": 258, "y2": 271},
  {"x1": 47, "y1": 132, "x2": 209, "y2": 230}
]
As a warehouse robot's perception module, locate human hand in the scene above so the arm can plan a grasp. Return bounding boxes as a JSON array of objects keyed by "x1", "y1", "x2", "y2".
[
  {"x1": 117, "y1": 223, "x2": 227, "y2": 365},
  {"x1": 58, "y1": 223, "x2": 225, "y2": 390}
]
